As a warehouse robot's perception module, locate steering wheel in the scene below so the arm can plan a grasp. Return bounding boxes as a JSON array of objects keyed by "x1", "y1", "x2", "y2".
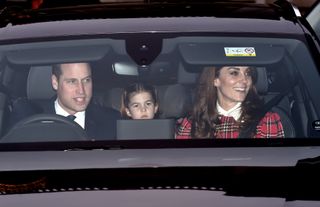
[{"x1": 1, "y1": 114, "x2": 89, "y2": 143}]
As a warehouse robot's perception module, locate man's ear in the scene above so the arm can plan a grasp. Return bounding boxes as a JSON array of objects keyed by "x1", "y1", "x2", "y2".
[
  {"x1": 51, "y1": 75, "x2": 58, "y2": 91},
  {"x1": 125, "y1": 108, "x2": 132, "y2": 117}
]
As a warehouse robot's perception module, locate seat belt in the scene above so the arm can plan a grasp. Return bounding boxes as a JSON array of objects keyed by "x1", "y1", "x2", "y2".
[{"x1": 238, "y1": 79, "x2": 297, "y2": 138}]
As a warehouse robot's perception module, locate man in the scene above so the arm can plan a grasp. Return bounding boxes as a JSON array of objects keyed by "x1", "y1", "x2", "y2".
[{"x1": 9, "y1": 62, "x2": 120, "y2": 140}]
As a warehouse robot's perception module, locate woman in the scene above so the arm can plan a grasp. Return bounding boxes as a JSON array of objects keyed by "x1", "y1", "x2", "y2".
[{"x1": 175, "y1": 66, "x2": 284, "y2": 139}]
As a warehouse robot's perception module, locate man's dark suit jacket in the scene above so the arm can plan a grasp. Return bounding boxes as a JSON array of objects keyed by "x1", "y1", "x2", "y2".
[{"x1": 8, "y1": 98, "x2": 121, "y2": 140}]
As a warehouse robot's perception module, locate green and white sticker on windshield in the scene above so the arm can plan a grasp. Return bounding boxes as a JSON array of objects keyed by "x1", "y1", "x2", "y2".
[{"x1": 224, "y1": 47, "x2": 256, "y2": 57}]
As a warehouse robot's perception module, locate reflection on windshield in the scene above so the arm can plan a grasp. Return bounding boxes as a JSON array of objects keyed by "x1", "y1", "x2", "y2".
[{"x1": 0, "y1": 36, "x2": 318, "y2": 143}]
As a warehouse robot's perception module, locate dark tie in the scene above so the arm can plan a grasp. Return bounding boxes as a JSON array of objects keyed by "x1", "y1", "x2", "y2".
[{"x1": 66, "y1": 115, "x2": 76, "y2": 121}]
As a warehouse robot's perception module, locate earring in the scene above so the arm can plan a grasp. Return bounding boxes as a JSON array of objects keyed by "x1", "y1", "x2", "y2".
[{"x1": 125, "y1": 108, "x2": 131, "y2": 117}]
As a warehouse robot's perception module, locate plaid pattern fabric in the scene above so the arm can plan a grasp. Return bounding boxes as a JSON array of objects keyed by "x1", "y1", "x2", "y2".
[
  {"x1": 215, "y1": 116, "x2": 239, "y2": 139},
  {"x1": 175, "y1": 112, "x2": 285, "y2": 139},
  {"x1": 255, "y1": 112, "x2": 285, "y2": 138}
]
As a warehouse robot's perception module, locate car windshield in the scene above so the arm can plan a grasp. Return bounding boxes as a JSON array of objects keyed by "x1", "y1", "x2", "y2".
[
  {"x1": 0, "y1": 1, "x2": 318, "y2": 149},
  {"x1": 1, "y1": 1, "x2": 320, "y2": 205}
]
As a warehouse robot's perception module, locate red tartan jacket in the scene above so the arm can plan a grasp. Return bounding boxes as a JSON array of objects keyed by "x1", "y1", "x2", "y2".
[{"x1": 175, "y1": 112, "x2": 285, "y2": 139}]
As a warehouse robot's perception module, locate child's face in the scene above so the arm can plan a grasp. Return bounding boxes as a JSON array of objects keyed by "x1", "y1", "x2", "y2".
[{"x1": 125, "y1": 92, "x2": 158, "y2": 119}]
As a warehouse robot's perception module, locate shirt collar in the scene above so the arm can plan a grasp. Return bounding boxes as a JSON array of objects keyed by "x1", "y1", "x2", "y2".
[
  {"x1": 216, "y1": 102, "x2": 242, "y2": 121},
  {"x1": 54, "y1": 99, "x2": 86, "y2": 128}
]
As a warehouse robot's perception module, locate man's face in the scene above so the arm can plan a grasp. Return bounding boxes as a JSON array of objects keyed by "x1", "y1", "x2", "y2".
[{"x1": 51, "y1": 63, "x2": 92, "y2": 115}]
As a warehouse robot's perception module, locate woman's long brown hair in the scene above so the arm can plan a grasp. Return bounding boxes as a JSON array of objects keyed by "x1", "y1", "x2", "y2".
[{"x1": 190, "y1": 66, "x2": 262, "y2": 138}]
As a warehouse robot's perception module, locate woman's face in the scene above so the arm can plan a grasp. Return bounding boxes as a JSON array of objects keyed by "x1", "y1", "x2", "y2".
[{"x1": 213, "y1": 66, "x2": 253, "y2": 110}]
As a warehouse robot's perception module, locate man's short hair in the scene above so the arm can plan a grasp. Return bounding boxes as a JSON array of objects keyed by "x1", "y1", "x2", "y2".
[
  {"x1": 52, "y1": 64, "x2": 62, "y2": 79},
  {"x1": 52, "y1": 63, "x2": 91, "y2": 80}
]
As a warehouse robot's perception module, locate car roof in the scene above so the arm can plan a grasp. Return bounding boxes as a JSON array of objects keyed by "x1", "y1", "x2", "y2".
[
  {"x1": 1, "y1": 0, "x2": 301, "y2": 24},
  {"x1": 0, "y1": 17, "x2": 305, "y2": 43},
  {"x1": 0, "y1": 0, "x2": 308, "y2": 42}
]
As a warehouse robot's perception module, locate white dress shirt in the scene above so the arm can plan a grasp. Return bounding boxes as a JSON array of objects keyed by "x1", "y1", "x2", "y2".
[
  {"x1": 216, "y1": 102, "x2": 242, "y2": 121},
  {"x1": 54, "y1": 100, "x2": 86, "y2": 129}
]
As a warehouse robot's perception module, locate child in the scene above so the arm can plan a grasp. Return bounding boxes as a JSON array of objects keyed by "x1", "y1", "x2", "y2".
[{"x1": 120, "y1": 82, "x2": 159, "y2": 119}]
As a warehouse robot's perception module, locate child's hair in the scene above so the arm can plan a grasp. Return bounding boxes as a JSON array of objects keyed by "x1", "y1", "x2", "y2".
[{"x1": 120, "y1": 82, "x2": 159, "y2": 118}]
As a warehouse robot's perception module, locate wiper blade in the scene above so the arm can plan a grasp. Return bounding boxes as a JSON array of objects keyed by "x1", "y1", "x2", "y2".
[{"x1": 296, "y1": 155, "x2": 320, "y2": 166}]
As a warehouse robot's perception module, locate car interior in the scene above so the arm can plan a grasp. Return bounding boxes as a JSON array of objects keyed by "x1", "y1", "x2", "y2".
[{"x1": 0, "y1": 35, "x2": 317, "y2": 142}]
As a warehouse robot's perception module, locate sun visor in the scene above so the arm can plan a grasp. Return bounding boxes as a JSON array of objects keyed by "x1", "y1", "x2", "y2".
[
  {"x1": 179, "y1": 43, "x2": 284, "y2": 66},
  {"x1": 6, "y1": 45, "x2": 110, "y2": 65}
]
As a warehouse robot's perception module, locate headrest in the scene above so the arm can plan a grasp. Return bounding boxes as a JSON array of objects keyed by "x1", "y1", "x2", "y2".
[
  {"x1": 158, "y1": 84, "x2": 192, "y2": 119},
  {"x1": 104, "y1": 84, "x2": 191, "y2": 119},
  {"x1": 255, "y1": 67, "x2": 268, "y2": 95},
  {"x1": 103, "y1": 87, "x2": 123, "y2": 111},
  {"x1": 27, "y1": 66, "x2": 56, "y2": 100}
]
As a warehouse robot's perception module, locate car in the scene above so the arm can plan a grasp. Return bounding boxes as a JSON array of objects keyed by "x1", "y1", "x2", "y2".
[{"x1": 0, "y1": 0, "x2": 319, "y2": 206}]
